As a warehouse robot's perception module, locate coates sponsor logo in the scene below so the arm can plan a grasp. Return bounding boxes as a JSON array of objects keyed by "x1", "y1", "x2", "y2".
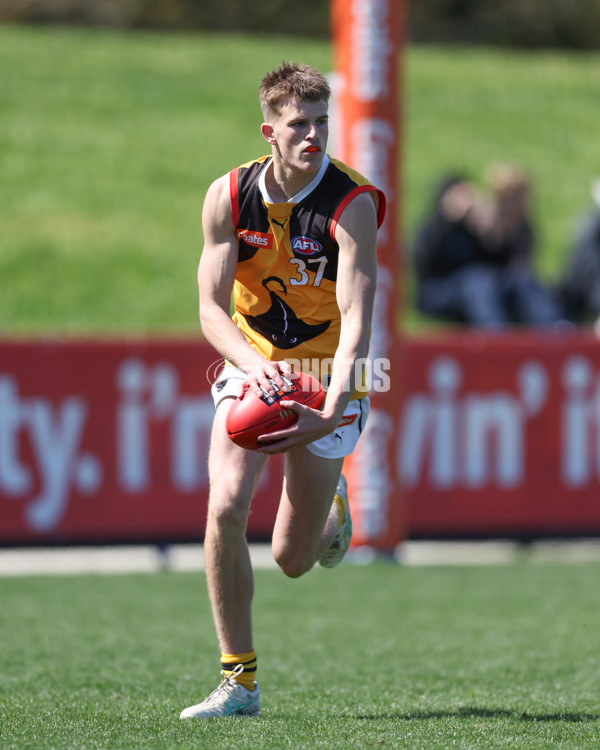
[
  {"x1": 237, "y1": 229, "x2": 274, "y2": 249},
  {"x1": 291, "y1": 235, "x2": 322, "y2": 256}
]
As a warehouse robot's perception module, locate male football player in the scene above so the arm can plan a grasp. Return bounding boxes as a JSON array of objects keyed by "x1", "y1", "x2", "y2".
[{"x1": 180, "y1": 61, "x2": 385, "y2": 719}]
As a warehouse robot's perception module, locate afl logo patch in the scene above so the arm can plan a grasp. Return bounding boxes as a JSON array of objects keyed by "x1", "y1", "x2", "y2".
[{"x1": 291, "y1": 235, "x2": 322, "y2": 256}]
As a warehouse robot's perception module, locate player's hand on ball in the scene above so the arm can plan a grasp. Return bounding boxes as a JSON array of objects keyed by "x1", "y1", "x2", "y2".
[
  {"x1": 226, "y1": 371, "x2": 326, "y2": 451},
  {"x1": 243, "y1": 360, "x2": 292, "y2": 399},
  {"x1": 256, "y1": 399, "x2": 335, "y2": 453}
]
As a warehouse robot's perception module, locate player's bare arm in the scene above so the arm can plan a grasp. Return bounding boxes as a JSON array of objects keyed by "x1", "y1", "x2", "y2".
[
  {"x1": 257, "y1": 191, "x2": 378, "y2": 453},
  {"x1": 198, "y1": 175, "x2": 290, "y2": 395},
  {"x1": 326, "y1": 190, "x2": 378, "y2": 416}
]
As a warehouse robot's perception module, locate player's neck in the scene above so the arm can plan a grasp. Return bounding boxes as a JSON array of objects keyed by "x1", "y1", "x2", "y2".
[{"x1": 265, "y1": 159, "x2": 319, "y2": 203}]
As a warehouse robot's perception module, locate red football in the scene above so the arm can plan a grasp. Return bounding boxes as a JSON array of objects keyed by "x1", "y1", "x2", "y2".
[{"x1": 226, "y1": 371, "x2": 325, "y2": 450}]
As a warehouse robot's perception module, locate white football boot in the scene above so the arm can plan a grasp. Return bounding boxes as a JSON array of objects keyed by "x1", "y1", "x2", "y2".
[
  {"x1": 319, "y1": 474, "x2": 352, "y2": 568},
  {"x1": 179, "y1": 664, "x2": 260, "y2": 719}
]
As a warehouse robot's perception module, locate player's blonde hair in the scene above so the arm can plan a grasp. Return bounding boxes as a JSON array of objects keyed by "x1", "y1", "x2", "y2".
[{"x1": 259, "y1": 61, "x2": 331, "y2": 119}]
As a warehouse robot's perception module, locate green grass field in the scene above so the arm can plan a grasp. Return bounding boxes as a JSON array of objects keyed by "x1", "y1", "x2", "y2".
[
  {"x1": 1, "y1": 25, "x2": 600, "y2": 333},
  {"x1": 1, "y1": 561, "x2": 599, "y2": 749}
]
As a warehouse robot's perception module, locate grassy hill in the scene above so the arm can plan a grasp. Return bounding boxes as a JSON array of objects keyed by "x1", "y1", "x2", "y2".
[{"x1": 1, "y1": 25, "x2": 599, "y2": 333}]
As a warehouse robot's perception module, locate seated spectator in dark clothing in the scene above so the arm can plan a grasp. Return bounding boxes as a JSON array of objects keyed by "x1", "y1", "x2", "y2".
[
  {"x1": 413, "y1": 166, "x2": 564, "y2": 329},
  {"x1": 556, "y1": 174, "x2": 600, "y2": 325}
]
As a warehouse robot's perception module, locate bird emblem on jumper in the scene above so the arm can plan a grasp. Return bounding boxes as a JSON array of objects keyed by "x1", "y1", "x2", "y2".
[{"x1": 243, "y1": 276, "x2": 331, "y2": 349}]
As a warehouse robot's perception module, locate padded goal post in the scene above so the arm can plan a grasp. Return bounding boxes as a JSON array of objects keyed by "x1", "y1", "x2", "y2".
[{"x1": 331, "y1": 0, "x2": 406, "y2": 553}]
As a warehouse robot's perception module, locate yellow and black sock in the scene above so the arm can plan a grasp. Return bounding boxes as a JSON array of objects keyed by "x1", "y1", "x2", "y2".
[{"x1": 221, "y1": 650, "x2": 257, "y2": 692}]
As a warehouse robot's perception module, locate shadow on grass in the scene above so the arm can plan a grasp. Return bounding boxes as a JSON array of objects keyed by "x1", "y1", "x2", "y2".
[{"x1": 356, "y1": 708, "x2": 599, "y2": 723}]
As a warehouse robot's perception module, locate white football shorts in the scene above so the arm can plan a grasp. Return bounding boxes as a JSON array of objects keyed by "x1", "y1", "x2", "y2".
[{"x1": 211, "y1": 364, "x2": 370, "y2": 459}]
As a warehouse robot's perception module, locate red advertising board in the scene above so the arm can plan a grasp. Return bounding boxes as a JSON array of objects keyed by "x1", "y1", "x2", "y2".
[
  {"x1": 2, "y1": 333, "x2": 600, "y2": 545},
  {"x1": 402, "y1": 331, "x2": 600, "y2": 538},
  {"x1": 0, "y1": 340, "x2": 282, "y2": 545}
]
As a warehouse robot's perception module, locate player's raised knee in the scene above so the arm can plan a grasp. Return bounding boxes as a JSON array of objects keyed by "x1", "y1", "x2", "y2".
[{"x1": 272, "y1": 545, "x2": 315, "y2": 579}]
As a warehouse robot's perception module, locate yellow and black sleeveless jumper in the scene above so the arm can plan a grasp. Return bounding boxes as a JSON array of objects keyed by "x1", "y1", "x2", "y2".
[{"x1": 229, "y1": 154, "x2": 385, "y2": 386}]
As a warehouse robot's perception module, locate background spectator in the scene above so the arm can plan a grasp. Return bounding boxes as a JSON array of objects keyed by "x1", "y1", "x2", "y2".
[
  {"x1": 555, "y1": 172, "x2": 600, "y2": 326},
  {"x1": 412, "y1": 165, "x2": 564, "y2": 329}
]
